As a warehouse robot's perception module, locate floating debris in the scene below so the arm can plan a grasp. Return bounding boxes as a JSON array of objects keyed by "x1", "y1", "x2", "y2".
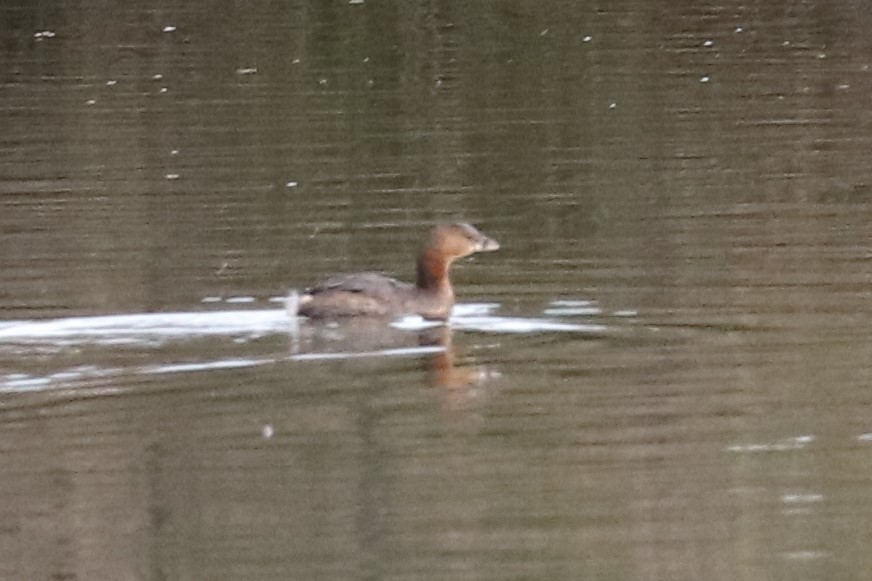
[
  {"x1": 545, "y1": 300, "x2": 601, "y2": 317},
  {"x1": 781, "y1": 493, "x2": 823, "y2": 504},
  {"x1": 612, "y1": 309, "x2": 637, "y2": 317},
  {"x1": 550, "y1": 300, "x2": 595, "y2": 307},
  {"x1": 781, "y1": 551, "x2": 828, "y2": 561},
  {"x1": 727, "y1": 434, "x2": 815, "y2": 453},
  {"x1": 162, "y1": 25, "x2": 177, "y2": 33},
  {"x1": 543, "y1": 306, "x2": 601, "y2": 317},
  {"x1": 225, "y1": 297, "x2": 256, "y2": 304},
  {"x1": 582, "y1": 35, "x2": 592, "y2": 42},
  {"x1": 236, "y1": 67, "x2": 258, "y2": 75},
  {"x1": 165, "y1": 173, "x2": 180, "y2": 180},
  {"x1": 34, "y1": 30, "x2": 56, "y2": 40}
]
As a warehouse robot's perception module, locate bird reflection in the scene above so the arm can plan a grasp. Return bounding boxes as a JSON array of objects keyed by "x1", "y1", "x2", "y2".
[
  {"x1": 416, "y1": 326, "x2": 493, "y2": 390},
  {"x1": 288, "y1": 318, "x2": 496, "y2": 393}
]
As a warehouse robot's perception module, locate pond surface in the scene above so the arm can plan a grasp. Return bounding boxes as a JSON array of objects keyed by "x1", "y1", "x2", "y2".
[{"x1": 3, "y1": 0, "x2": 872, "y2": 579}]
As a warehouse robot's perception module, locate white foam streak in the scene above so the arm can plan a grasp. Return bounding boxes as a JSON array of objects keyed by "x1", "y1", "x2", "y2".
[
  {"x1": 0, "y1": 310, "x2": 291, "y2": 344},
  {"x1": 454, "y1": 317, "x2": 605, "y2": 334},
  {"x1": 0, "y1": 303, "x2": 612, "y2": 393},
  {"x1": 0, "y1": 303, "x2": 601, "y2": 346}
]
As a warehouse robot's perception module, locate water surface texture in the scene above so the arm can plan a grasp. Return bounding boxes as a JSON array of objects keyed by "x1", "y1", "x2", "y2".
[{"x1": 3, "y1": 0, "x2": 872, "y2": 579}]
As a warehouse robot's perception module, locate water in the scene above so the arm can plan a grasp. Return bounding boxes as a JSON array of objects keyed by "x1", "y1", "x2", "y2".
[{"x1": 3, "y1": 0, "x2": 872, "y2": 579}]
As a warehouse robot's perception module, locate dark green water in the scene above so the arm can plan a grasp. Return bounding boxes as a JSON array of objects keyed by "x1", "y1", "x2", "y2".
[{"x1": 3, "y1": 1, "x2": 872, "y2": 579}]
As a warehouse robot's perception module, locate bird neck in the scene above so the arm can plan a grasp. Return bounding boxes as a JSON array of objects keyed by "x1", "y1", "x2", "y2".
[{"x1": 416, "y1": 249, "x2": 453, "y2": 295}]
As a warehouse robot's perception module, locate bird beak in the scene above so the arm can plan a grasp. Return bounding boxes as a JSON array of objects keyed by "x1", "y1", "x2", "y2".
[{"x1": 476, "y1": 236, "x2": 500, "y2": 252}]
